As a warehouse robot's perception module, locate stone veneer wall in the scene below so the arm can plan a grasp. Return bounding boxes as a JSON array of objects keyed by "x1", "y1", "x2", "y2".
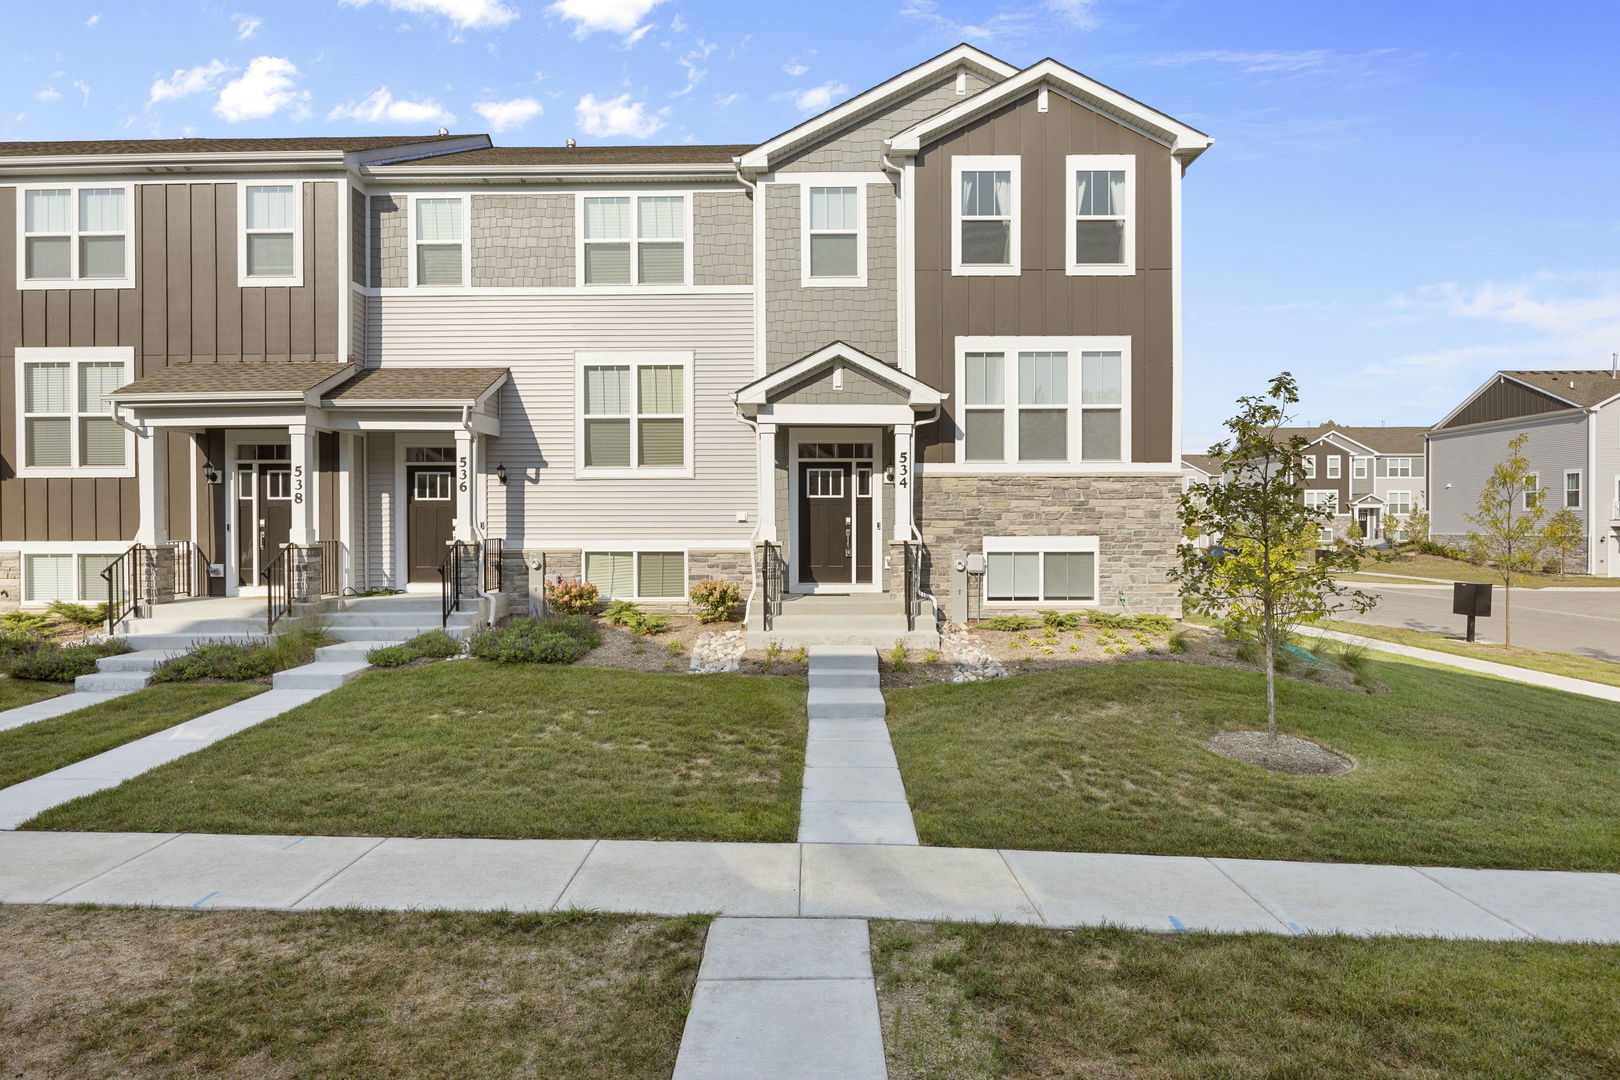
[
  {"x1": 917, "y1": 474, "x2": 1183, "y2": 618},
  {"x1": 0, "y1": 552, "x2": 19, "y2": 612}
]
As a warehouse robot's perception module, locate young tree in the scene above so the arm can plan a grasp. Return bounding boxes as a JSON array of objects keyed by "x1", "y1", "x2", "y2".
[
  {"x1": 1543, "y1": 508, "x2": 1586, "y2": 577},
  {"x1": 1464, "y1": 434, "x2": 1546, "y2": 646},
  {"x1": 1383, "y1": 512, "x2": 1404, "y2": 548},
  {"x1": 1404, "y1": 507, "x2": 1431, "y2": 547},
  {"x1": 1173, "y1": 373, "x2": 1376, "y2": 740}
]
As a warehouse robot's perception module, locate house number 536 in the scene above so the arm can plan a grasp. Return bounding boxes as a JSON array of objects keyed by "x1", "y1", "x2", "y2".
[{"x1": 457, "y1": 455, "x2": 469, "y2": 493}]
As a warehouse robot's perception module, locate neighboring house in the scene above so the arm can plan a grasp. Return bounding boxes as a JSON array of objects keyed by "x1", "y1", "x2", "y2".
[
  {"x1": 0, "y1": 45, "x2": 1213, "y2": 640},
  {"x1": 1179, "y1": 455, "x2": 1223, "y2": 548},
  {"x1": 1427, "y1": 370, "x2": 1620, "y2": 577}
]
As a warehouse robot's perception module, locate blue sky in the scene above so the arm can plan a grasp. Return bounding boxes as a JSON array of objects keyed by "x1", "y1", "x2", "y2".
[{"x1": 5, "y1": 0, "x2": 1618, "y2": 451}]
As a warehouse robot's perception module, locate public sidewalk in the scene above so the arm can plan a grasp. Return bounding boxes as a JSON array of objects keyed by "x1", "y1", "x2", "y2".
[{"x1": 3, "y1": 831, "x2": 1616, "y2": 942}]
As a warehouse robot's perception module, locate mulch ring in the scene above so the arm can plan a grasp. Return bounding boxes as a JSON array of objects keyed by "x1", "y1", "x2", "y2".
[{"x1": 1205, "y1": 729, "x2": 1355, "y2": 776}]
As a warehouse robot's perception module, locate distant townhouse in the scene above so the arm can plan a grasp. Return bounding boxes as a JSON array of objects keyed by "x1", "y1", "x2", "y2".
[
  {"x1": 0, "y1": 45, "x2": 1214, "y2": 642},
  {"x1": 1427, "y1": 370, "x2": 1620, "y2": 577}
]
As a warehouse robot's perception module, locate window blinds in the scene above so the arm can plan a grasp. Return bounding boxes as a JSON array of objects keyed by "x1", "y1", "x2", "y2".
[
  {"x1": 636, "y1": 552, "x2": 684, "y2": 598},
  {"x1": 585, "y1": 552, "x2": 634, "y2": 598}
]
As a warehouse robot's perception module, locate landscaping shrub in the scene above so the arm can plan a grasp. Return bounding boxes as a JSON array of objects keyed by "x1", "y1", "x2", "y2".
[
  {"x1": 4, "y1": 639, "x2": 131, "y2": 682},
  {"x1": 46, "y1": 600, "x2": 108, "y2": 629},
  {"x1": 0, "y1": 611, "x2": 55, "y2": 634},
  {"x1": 979, "y1": 615, "x2": 1038, "y2": 631},
  {"x1": 1085, "y1": 611, "x2": 1173, "y2": 634},
  {"x1": 404, "y1": 629, "x2": 461, "y2": 659},
  {"x1": 263, "y1": 617, "x2": 332, "y2": 672},
  {"x1": 1167, "y1": 628, "x2": 1189, "y2": 654},
  {"x1": 545, "y1": 578, "x2": 600, "y2": 615},
  {"x1": 0, "y1": 628, "x2": 45, "y2": 664},
  {"x1": 151, "y1": 642, "x2": 277, "y2": 683},
  {"x1": 468, "y1": 615, "x2": 601, "y2": 664},
  {"x1": 1414, "y1": 538, "x2": 1469, "y2": 561},
  {"x1": 602, "y1": 600, "x2": 670, "y2": 636},
  {"x1": 690, "y1": 578, "x2": 741, "y2": 623},
  {"x1": 1038, "y1": 610, "x2": 1082, "y2": 631},
  {"x1": 365, "y1": 644, "x2": 416, "y2": 668}
]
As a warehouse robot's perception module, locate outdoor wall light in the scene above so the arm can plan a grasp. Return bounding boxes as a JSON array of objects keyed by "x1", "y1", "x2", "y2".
[
  {"x1": 201, "y1": 463, "x2": 223, "y2": 485},
  {"x1": 495, "y1": 463, "x2": 509, "y2": 485}
]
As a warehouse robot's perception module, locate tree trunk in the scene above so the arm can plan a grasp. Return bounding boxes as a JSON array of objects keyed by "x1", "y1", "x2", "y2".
[
  {"x1": 1263, "y1": 608, "x2": 1278, "y2": 742},
  {"x1": 1504, "y1": 581, "x2": 1512, "y2": 647}
]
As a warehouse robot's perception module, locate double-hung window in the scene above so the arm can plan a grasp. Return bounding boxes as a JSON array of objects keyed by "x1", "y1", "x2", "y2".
[
  {"x1": 239, "y1": 184, "x2": 302, "y2": 286},
  {"x1": 1302, "y1": 457, "x2": 1317, "y2": 480},
  {"x1": 1523, "y1": 474, "x2": 1539, "y2": 512},
  {"x1": 957, "y1": 337, "x2": 1127, "y2": 465},
  {"x1": 15, "y1": 347, "x2": 132, "y2": 476},
  {"x1": 1387, "y1": 457, "x2": 1413, "y2": 477},
  {"x1": 951, "y1": 156, "x2": 1019, "y2": 275},
  {"x1": 1565, "y1": 470, "x2": 1582, "y2": 509},
  {"x1": 1304, "y1": 490, "x2": 1339, "y2": 514},
  {"x1": 1353, "y1": 456, "x2": 1370, "y2": 480},
  {"x1": 18, "y1": 184, "x2": 133, "y2": 288},
  {"x1": 1387, "y1": 491, "x2": 1413, "y2": 516},
  {"x1": 1065, "y1": 155, "x2": 1133, "y2": 274},
  {"x1": 580, "y1": 195, "x2": 687, "y2": 286},
  {"x1": 1326, "y1": 455, "x2": 1342, "y2": 479},
  {"x1": 983, "y1": 537, "x2": 1098, "y2": 605},
  {"x1": 802, "y1": 185, "x2": 864, "y2": 285},
  {"x1": 411, "y1": 196, "x2": 467, "y2": 286},
  {"x1": 577, "y1": 351, "x2": 692, "y2": 476},
  {"x1": 584, "y1": 550, "x2": 687, "y2": 600}
]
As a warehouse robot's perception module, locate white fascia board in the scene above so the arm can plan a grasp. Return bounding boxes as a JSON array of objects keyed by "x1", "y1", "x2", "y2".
[
  {"x1": 365, "y1": 163, "x2": 738, "y2": 183},
  {"x1": 737, "y1": 45, "x2": 1018, "y2": 172},
  {"x1": 886, "y1": 58, "x2": 1213, "y2": 160},
  {"x1": 1308, "y1": 430, "x2": 1380, "y2": 456},
  {"x1": 734, "y1": 341, "x2": 944, "y2": 405}
]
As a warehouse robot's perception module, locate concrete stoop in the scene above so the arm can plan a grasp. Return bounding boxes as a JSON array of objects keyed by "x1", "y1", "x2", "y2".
[{"x1": 749, "y1": 593, "x2": 939, "y2": 650}]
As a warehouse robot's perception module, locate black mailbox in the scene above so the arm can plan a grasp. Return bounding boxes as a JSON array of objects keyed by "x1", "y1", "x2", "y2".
[{"x1": 1453, "y1": 582, "x2": 1492, "y2": 618}]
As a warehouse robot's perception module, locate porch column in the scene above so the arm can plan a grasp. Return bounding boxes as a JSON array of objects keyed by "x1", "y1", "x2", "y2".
[
  {"x1": 757, "y1": 423, "x2": 778, "y2": 542},
  {"x1": 133, "y1": 423, "x2": 168, "y2": 546},
  {"x1": 454, "y1": 428, "x2": 476, "y2": 542},
  {"x1": 336, "y1": 431, "x2": 356, "y2": 590},
  {"x1": 288, "y1": 424, "x2": 317, "y2": 545},
  {"x1": 892, "y1": 422, "x2": 914, "y2": 542}
]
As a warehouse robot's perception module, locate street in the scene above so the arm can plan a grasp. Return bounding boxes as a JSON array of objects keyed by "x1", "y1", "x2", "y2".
[{"x1": 1338, "y1": 583, "x2": 1620, "y2": 663}]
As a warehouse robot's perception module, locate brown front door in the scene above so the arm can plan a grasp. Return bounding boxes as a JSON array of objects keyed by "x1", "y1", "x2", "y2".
[
  {"x1": 407, "y1": 464, "x2": 456, "y2": 583},
  {"x1": 799, "y1": 462, "x2": 854, "y2": 586},
  {"x1": 235, "y1": 461, "x2": 292, "y2": 587}
]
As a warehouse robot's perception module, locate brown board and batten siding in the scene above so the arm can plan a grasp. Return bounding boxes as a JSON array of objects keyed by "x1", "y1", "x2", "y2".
[
  {"x1": 0, "y1": 180, "x2": 342, "y2": 543},
  {"x1": 1438, "y1": 376, "x2": 1577, "y2": 430},
  {"x1": 913, "y1": 90, "x2": 1174, "y2": 464}
]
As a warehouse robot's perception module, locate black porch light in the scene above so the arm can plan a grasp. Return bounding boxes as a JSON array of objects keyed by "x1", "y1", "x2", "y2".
[
  {"x1": 495, "y1": 462, "x2": 509, "y2": 485},
  {"x1": 201, "y1": 463, "x2": 223, "y2": 485}
]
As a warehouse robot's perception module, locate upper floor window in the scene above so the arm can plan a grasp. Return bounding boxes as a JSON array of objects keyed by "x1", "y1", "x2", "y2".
[
  {"x1": 951, "y1": 156, "x2": 1019, "y2": 276},
  {"x1": 1304, "y1": 490, "x2": 1339, "y2": 514},
  {"x1": 957, "y1": 337, "x2": 1128, "y2": 466},
  {"x1": 1387, "y1": 457, "x2": 1413, "y2": 477},
  {"x1": 15, "y1": 347, "x2": 133, "y2": 477},
  {"x1": 1353, "y1": 456, "x2": 1370, "y2": 479},
  {"x1": 18, "y1": 184, "x2": 133, "y2": 289},
  {"x1": 1326, "y1": 455, "x2": 1341, "y2": 479},
  {"x1": 411, "y1": 196, "x2": 467, "y2": 287},
  {"x1": 575, "y1": 351, "x2": 693, "y2": 477},
  {"x1": 239, "y1": 184, "x2": 303, "y2": 287},
  {"x1": 802, "y1": 186, "x2": 865, "y2": 286},
  {"x1": 1387, "y1": 491, "x2": 1413, "y2": 516},
  {"x1": 1302, "y1": 457, "x2": 1316, "y2": 479},
  {"x1": 580, "y1": 195, "x2": 688, "y2": 286},
  {"x1": 1065, "y1": 155, "x2": 1133, "y2": 275}
]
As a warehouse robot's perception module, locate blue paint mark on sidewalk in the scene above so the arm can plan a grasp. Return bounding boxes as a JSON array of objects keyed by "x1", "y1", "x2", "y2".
[
  {"x1": 1168, "y1": 915, "x2": 1187, "y2": 932},
  {"x1": 282, "y1": 836, "x2": 308, "y2": 850},
  {"x1": 1288, "y1": 921, "x2": 1305, "y2": 935},
  {"x1": 191, "y1": 891, "x2": 219, "y2": 909}
]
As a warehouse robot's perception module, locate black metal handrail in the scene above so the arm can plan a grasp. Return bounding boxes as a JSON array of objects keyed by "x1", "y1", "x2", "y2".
[
  {"x1": 262, "y1": 544, "x2": 297, "y2": 634},
  {"x1": 901, "y1": 540, "x2": 915, "y2": 632},
  {"x1": 483, "y1": 537, "x2": 504, "y2": 595},
  {"x1": 312, "y1": 539, "x2": 341, "y2": 596},
  {"x1": 163, "y1": 540, "x2": 201, "y2": 599},
  {"x1": 759, "y1": 541, "x2": 785, "y2": 631},
  {"x1": 100, "y1": 544, "x2": 146, "y2": 635},
  {"x1": 438, "y1": 539, "x2": 478, "y2": 628}
]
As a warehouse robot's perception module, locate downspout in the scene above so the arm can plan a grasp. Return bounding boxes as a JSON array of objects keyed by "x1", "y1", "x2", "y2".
[
  {"x1": 734, "y1": 406, "x2": 763, "y2": 630},
  {"x1": 910, "y1": 405, "x2": 943, "y2": 626},
  {"x1": 462, "y1": 404, "x2": 499, "y2": 627}
]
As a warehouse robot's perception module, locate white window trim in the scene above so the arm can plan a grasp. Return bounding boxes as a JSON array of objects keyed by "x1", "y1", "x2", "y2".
[
  {"x1": 1386, "y1": 490, "x2": 1413, "y2": 517},
  {"x1": 13, "y1": 346, "x2": 135, "y2": 478},
  {"x1": 1063, "y1": 153, "x2": 1135, "y2": 276},
  {"x1": 950, "y1": 154, "x2": 1020, "y2": 277},
  {"x1": 952, "y1": 335, "x2": 1132, "y2": 472},
  {"x1": 406, "y1": 193, "x2": 472, "y2": 289},
  {"x1": 1523, "y1": 472, "x2": 1539, "y2": 512},
  {"x1": 236, "y1": 182, "x2": 304, "y2": 288},
  {"x1": 15, "y1": 182, "x2": 136, "y2": 290},
  {"x1": 1326, "y1": 455, "x2": 1342, "y2": 479},
  {"x1": 799, "y1": 182, "x2": 867, "y2": 288},
  {"x1": 1387, "y1": 456, "x2": 1413, "y2": 478},
  {"x1": 580, "y1": 548, "x2": 690, "y2": 602},
  {"x1": 573, "y1": 350, "x2": 695, "y2": 479},
  {"x1": 981, "y1": 534, "x2": 1100, "y2": 608},
  {"x1": 1352, "y1": 456, "x2": 1370, "y2": 479},
  {"x1": 1564, "y1": 469, "x2": 1582, "y2": 509},
  {"x1": 575, "y1": 192, "x2": 694, "y2": 288},
  {"x1": 1304, "y1": 489, "x2": 1341, "y2": 514},
  {"x1": 17, "y1": 548, "x2": 129, "y2": 606}
]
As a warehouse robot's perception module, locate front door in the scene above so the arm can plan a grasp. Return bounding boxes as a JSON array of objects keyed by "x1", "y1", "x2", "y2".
[
  {"x1": 1357, "y1": 507, "x2": 1381, "y2": 541},
  {"x1": 234, "y1": 444, "x2": 292, "y2": 588},
  {"x1": 406, "y1": 463, "x2": 456, "y2": 583},
  {"x1": 799, "y1": 462, "x2": 853, "y2": 586}
]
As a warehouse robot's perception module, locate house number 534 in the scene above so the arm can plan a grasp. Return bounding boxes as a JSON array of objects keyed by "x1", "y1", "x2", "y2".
[{"x1": 897, "y1": 450, "x2": 909, "y2": 489}]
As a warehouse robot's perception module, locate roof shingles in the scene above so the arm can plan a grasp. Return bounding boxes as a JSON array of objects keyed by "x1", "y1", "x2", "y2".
[
  {"x1": 0, "y1": 135, "x2": 473, "y2": 158},
  {"x1": 111, "y1": 362, "x2": 352, "y2": 397},
  {"x1": 324, "y1": 367, "x2": 507, "y2": 403}
]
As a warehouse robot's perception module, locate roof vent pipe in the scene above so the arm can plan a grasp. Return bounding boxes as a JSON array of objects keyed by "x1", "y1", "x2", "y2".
[
  {"x1": 566, "y1": 138, "x2": 576, "y2": 148},
  {"x1": 1611, "y1": 351, "x2": 1617, "y2": 378}
]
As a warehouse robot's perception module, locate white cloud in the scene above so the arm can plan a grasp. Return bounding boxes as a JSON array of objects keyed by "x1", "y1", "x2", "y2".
[
  {"x1": 549, "y1": 0, "x2": 667, "y2": 37},
  {"x1": 473, "y1": 96, "x2": 542, "y2": 131},
  {"x1": 621, "y1": 23, "x2": 653, "y2": 47},
  {"x1": 669, "y1": 13, "x2": 686, "y2": 31},
  {"x1": 339, "y1": 0, "x2": 517, "y2": 30},
  {"x1": 714, "y1": 91, "x2": 743, "y2": 107},
  {"x1": 84, "y1": 13, "x2": 100, "y2": 27},
  {"x1": 233, "y1": 13, "x2": 263, "y2": 39},
  {"x1": 149, "y1": 59, "x2": 232, "y2": 105},
  {"x1": 672, "y1": 39, "x2": 716, "y2": 96},
  {"x1": 899, "y1": 0, "x2": 1036, "y2": 41},
  {"x1": 574, "y1": 92, "x2": 664, "y2": 138},
  {"x1": 73, "y1": 80, "x2": 91, "y2": 107},
  {"x1": 780, "y1": 80, "x2": 847, "y2": 114},
  {"x1": 35, "y1": 87, "x2": 61, "y2": 103},
  {"x1": 213, "y1": 56, "x2": 309, "y2": 122},
  {"x1": 782, "y1": 59, "x2": 809, "y2": 77},
  {"x1": 1048, "y1": 0, "x2": 1098, "y2": 29},
  {"x1": 328, "y1": 87, "x2": 455, "y2": 125}
]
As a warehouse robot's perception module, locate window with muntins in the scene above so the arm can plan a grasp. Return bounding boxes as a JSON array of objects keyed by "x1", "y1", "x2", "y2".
[
  {"x1": 1565, "y1": 471, "x2": 1581, "y2": 508},
  {"x1": 957, "y1": 339, "x2": 1127, "y2": 466},
  {"x1": 1326, "y1": 456, "x2": 1341, "y2": 479},
  {"x1": 1387, "y1": 491, "x2": 1412, "y2": 516},
  {"x1": 413, "y1": 196, "x2": 465, "y2": 286},
  {"x1": 1065, "y1": 155, "x2": 1133, "y2": 273},
  {"x1": 581, "y1": 195, "x2": 686, "y2": 285},
  {"x1": 952, "y1": 156, "x2": 1018, "y2": 274},
  {"x1": 242, "y1": 184, "x2": 300, "y2": 285},
  {"x1": 1523, "y1": 474, "x2": 1539, "y2": 511},
  {"x1": 805, "y1": 186, "x2": 862, "y2": 283},
  {"x1": 17, "y1": 350, "x2": 131, "y2": 475},
  {"x1": 20, "y1": 185, "x2": 132, "y2": 287},
  {"x1": 1387, "y1": 457, "x2": 1413, "y2": 477},
  {"x1": 578, "y1": 355, "x2": 689, "y2": 473}
]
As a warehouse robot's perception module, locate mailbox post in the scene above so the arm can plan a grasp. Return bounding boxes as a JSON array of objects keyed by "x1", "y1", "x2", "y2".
[{"x1": 1453, "y1": 582, "x2": 1493, "y2": 643}]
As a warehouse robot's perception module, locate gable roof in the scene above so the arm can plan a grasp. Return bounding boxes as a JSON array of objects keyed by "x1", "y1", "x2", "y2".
[
  {"x1": 734, "y1": 342, "x2": 945, "y2": 407},
  {"x1": 1273, "y1": 426, "x2": 1428, "y2": 455},
  {"x1": 737, "y1": 44, "x2": 1018, "y2": 172},
  {"x1": 109, "y1": 362, "x2": 355, "y2": 401},
  {"x1": 1431, "y1": 369, "x2": 1620, "y2": 431},
  {"x1": 1496, "y1": 370, "x2": 1620, "y2": 409},
  {"x1": 1181, "y1": 454, "x2": 1223, "y2": 476},
  {"x1": 887, "y1": 57, "x2": 1213, "y2": 163},
  {"x1": 323, "y1": 367, "x2": 507, "y2": 406}
]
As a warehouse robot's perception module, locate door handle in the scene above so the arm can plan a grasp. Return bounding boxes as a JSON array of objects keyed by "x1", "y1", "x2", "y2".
[{"x1": 844, "y1": 516, "x2": 852, "y2": 558}]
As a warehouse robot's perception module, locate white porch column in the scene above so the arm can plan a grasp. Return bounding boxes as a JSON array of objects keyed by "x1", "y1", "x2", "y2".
[
  {"x1": 757, "y1": 423, "x2": 778, "y2": 542},
  {"x1": 288, "y1": 424, "x2": 317, "y2": 545},
  {"x1": 454, "y1": 428, "x2": 476, "y2": 542},
  {"x1": 892, "y1": 423, "x2": 914, "y2": 542},
  {"x1": 336, "y1": 431, "x2": 356, "y2": 590},
  {"x1": 133, "y1": 424, "x2": 168, "y2": 546}
]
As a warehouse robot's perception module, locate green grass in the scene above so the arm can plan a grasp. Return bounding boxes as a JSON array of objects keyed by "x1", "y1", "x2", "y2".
[
  {"x1": 885, "y1": 658, "x2": 1620, "y2": 870},
  {"x1": 1320, "y1": 618, "x2": 1620, "y2": 688},
  {"x1": 0, "y1": 676, "x2": 70, "y2": 712},
  {"x1": 1361, "y1": 551, "x2": 1620, "y2": 587},
  {"x1": 0, "y1": 683, "x2": 262, "y2": 789},
  {"x1": 26, "y1": 662, "x2": 807, "y2": 841},
  {"x1": 1, "y1": 906, "x2": 707, "y2": 1080},
  {"x1": 872, "y1": 921, "x2": 1620, "y2": 1080}
]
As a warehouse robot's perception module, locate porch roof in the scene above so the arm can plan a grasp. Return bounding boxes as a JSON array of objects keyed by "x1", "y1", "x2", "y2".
[
  {"x1": 322, "y1": 367, "x2": 508, "y2": 407},
  {"x1": 734, "y1": 342, "x2": 945, "y2": 410},
  {"x1": 108, "y1": 362, "x2": 356, "y2": 404}
]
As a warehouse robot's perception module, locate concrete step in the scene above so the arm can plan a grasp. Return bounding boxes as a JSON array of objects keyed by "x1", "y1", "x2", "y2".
[
  {"x1": 769, "y1": 616, "x2": 912, "y2": 637},
  {"x1": 808, "y1": 669, "x2": 880, "y2": 690},
  {"x1": 74, "y1": 670, "x2": 151, "y2": 693},
  {"x1": 807, "y1": 687, "x2": 887, "y2": 721},
  {"x1": 272, "y1": 660, "x2": 369, "y2": 690},
  {"x1": 326, "y1": 611, "x2": 477, "y2": 629},
  {"x1": 328, "y1": 625, "x2": 465, "y2": 642},
  {"x1": 119, "y1": 632, "x2": 271, "y2": 652},
  {"x1": 777, "y1": 594, "x2": 907, "y2": 616},
  {"x1": 95, "y1": 650, "x2": 173, "y2": 673},
  {"x1": 338, "y1": 595, "x2": 444, "y2": 613},
  {"x1": 120, "y1": 618, "x2": 269, "y2": 636},
  {"x1": 749, "y1": 630, "x2": 937, "y2": 650},
  {"x1": 316, "y1": 640, "x2": 406, "y2": 661}
]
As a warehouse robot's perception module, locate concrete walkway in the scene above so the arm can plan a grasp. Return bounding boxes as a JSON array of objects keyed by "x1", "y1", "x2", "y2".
[
  {"x1": 0, "y1": 687, "x2": 134, "y2": 733},
  {"x1": 672, "y1": 918, "x2": 886, "y2": 1080},
  {"x1": 4, "y1": 831, "x2": 1616, "y2": 941},
  {"x1": 1295, "y1": 625, "x2": 1620, "y2": 704},
  {"x1": 799, "y1": 646, "x2": 918, "y2": 846}
]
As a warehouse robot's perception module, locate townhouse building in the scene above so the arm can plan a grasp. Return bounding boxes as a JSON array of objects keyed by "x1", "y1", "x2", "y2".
[{"x1": 0, "y1": 46, "x2": 1213, "y2": 641}]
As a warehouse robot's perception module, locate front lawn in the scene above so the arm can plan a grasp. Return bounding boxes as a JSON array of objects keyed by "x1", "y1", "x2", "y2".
[
  {"x1": 1357, "y1": 551, "x2": 1620, "y2": 588},
  {"x1": 0, "y1": 684, "x2": 262, "y2": 789},
  {"x1": 26, "y1": 662, "x2": 807, "y2": 842},
  {"x1": 1321, "y1": 619, "x2": 1620, "y2": 688},
  {"x1": 0, "y1": 906, "x2": 706, "y2": 1080},
  {"x1": 0, "y1": 676, "x2": 70, "y2": 713},
  {"x1": 872, "y1": 921, "x2": 1620, "y2": 1080},
  {"x1": 885, "y1": 657, "x2": 1620, "y2": 870}
]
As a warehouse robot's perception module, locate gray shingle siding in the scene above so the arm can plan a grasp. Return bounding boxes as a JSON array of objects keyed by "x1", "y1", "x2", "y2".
[
  {"x1": 776, "y1": 71, "x2": 995, "y2": 173},
  {"x1": 369, "y1": 195, "x2": 407, "y2": 289},
  {"x1": 770, "y1": 364, "x2": 908, "y2": 406},
  {"x1": 693, "y1": 190, "x2": 752, "y2": 286},
  {"x1": 470, "y1": 194, "x2": 574, "y2": 287}
]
